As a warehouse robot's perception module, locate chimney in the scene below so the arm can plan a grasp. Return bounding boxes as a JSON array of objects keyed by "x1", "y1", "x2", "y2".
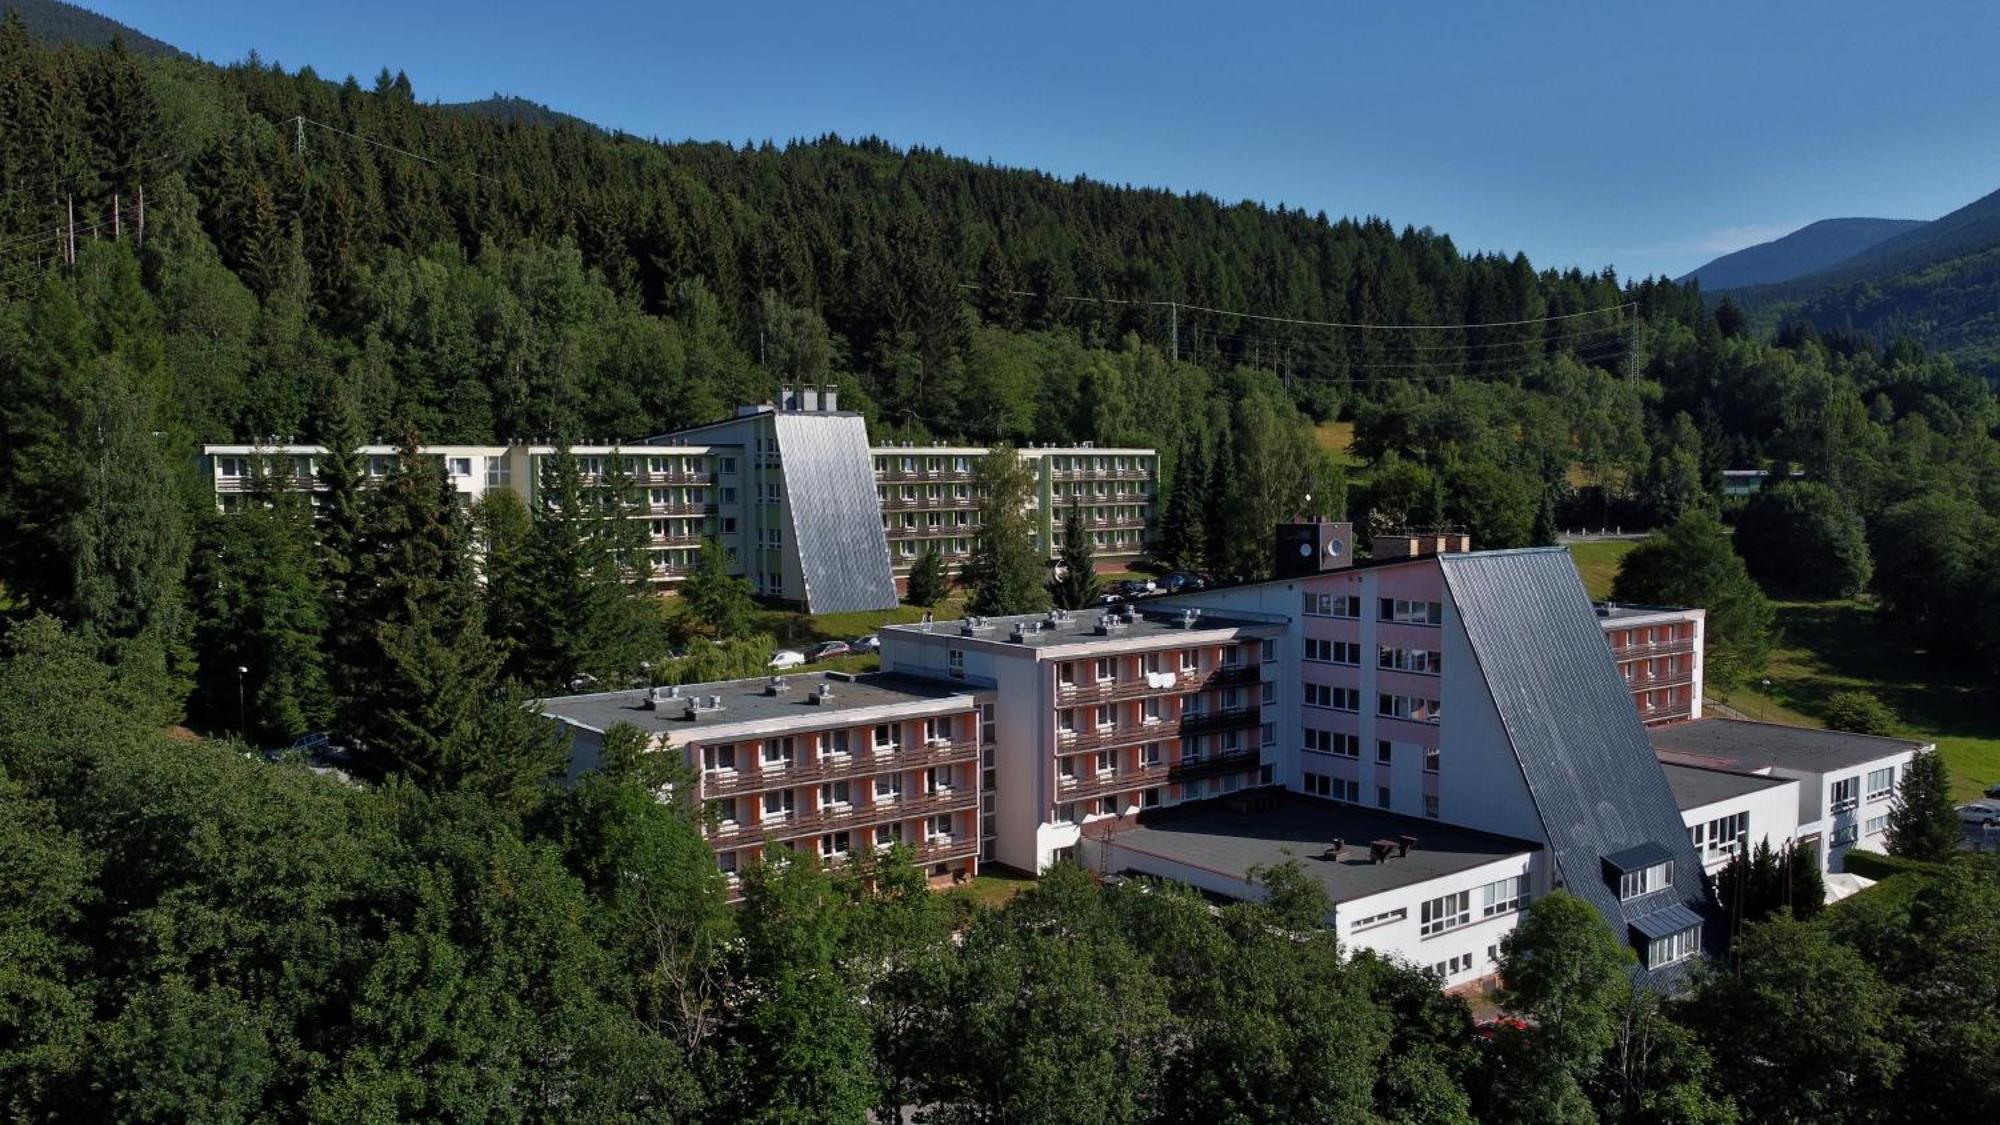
[{"x1": 822, "y1": 384, "x2": 839, "y2": 412}]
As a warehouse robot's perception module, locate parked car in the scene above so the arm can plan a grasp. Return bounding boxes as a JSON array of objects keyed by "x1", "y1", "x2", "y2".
[
  {"x1": 767, "y1": 649, "x2": 807, "y2": 670},
  {"x1": 1098, "y1": 592, "x2": 1125, "y2": 605},
  {"x1": 851, "y1": 634, "x2": 881, "y2": 652},
  {"x1": 1957, "y1": 800, "x2": 2000, "y2": 827},
  {"x1": 1160, "y1": 571, "x2": 1207, "y2": 593},
  {"x1": 806, "y1": 640, "x2": 852, "y2": 662},
  {"x1": 1113, "y1": 579, "x2": 1155, "y2": 598},
  {"x1": 1986, "y1": 781, "x2": 2000, "y2": 800}
]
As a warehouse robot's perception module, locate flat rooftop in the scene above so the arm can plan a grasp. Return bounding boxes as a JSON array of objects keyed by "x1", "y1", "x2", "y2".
[
  {"x1": 1594, "y1": 601, "x2": 1696, "y2": 622},
  {"x1": 1650, "y1": 718, "x2": 1925, "y2": 775},
  {"x1": 541, "y1": 671, "x2": 976, "y2": 736},
  {"x1": 885, "y1": 605, "x2": 1284, "y2": 650},
  {"x1": 1661, "y1": 761, "x2": 1793, "y2": 811},
  {"x1": 1106, "y1": 795, "x2": 1538, "y2": 903}
]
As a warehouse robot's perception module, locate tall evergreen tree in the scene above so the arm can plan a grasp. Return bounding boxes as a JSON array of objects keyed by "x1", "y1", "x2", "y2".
[
  {"x1": 1611, "y1": 510, "x2": 1772, "y2": 687},
  {"x1": 906, "y1": 542, "x2": 948, "y2": 608},
  {"x1": 1049, "y1": 497, "x2": 1102, "y2": 610},
  {"x1": 1885, "y1": 748, "x2": 1959, "y2": 862},
  {"x1": 188, "y1": 490, "x2": 332, "y2": 743},
  {"x1": 963, "y1": 445, "x2": 1048, "y2": 616},
  {"x1": 1157, "y1": 439, "x2": 1207, "y2": 572},
  {"x1": 678, "y1": 537, "x2": 755, "y2": 639}
]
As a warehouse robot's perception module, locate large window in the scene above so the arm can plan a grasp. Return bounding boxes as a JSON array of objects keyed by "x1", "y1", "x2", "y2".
[
  {"x1": 1378, "y1": 694, "x2": 1441, "y2": 723},
  {"x1": 1646, "y1": 924, "x2": 1701, "y2": 969},
  {"x1": 1480, "y1": 875, "x2": 1530, "y2": 917},
  {"x1": 762, "y1": 737, "x2": 795, "y2": 768},
  {"x1": 1420, "y1": 890, "x2": 1472, "y2": 937},
  {"x1": 1379, "y1": 598, "x2": 1442, "y2": 625},
  {"x1": 1303, "y1": 592, "x2": 1362, "y2": 618},
  {"x1": 1831, "y1": 776, "x2": 1860, "y2": 813},
  {"x1": 1865, "y1": 766, "x2": 1896, "y2": 801},
  {"x1": 1350, "y1": 907, "x2": 1406, "y2": 931},
  {"x1": 1689, "y1": 812, "x2": 1748, "y2": 860},
  {"x1": 1378, "y1": 646, "x2": 1443, "y2": 674},
  {"x1": 1618, "y1": 860, "x2": 1673, "y2": 901}
]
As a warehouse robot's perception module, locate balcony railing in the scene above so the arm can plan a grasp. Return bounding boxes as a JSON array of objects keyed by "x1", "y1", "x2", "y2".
[
  {"x1": 1625, "y1": 670, "x2": 1694, "y2": 691},
  {"x1": 719, "y1": 787, "x2": 979, "y2": 843},
  {"x1": 1178, "y1": 705, "x2": 1262, "y2": 737},
  {"x1": 648, "y1": 533, "x2": 705, "y2": 547},
  {"x1": 1054, "y1": 662, "x2": 1261, "y2": 708},
  {"x1": 907, "y1": 838, "x2": 980, "y2": 867},
  {"x1": 698, "y1": 739, "x2": 980, "y2": 797},
  {"x1": 1056, "y1": 761, "x2": 1168, "y2": 801},
  {"x1": 885, "y1": 524, "x2": 973, "y2": 540},
  {"x1": 1056, "y1": 724, "x2": 1178, "y2": 754},
  {"x1": 878, "y1": 495, "x2": 978, "y2": 511},
  {"x1": 645, "y1": 502, "x2": 719, "y2": 517},
  {"x1": 1168, "y1": 751, "x2": 1263, "y2": 783},
  {"x1": 1049, "y1": 468, "x2": 1151, "y2": 481},
  {"x1": 876, "y1": 467, "x2": 976, "y2": 483},
  {"x1": 1610, "y1": 638, "x2": 1696, "y2": 659},
  {"x1": 635, "y1": 470, "x2": 713, "y2": 485}
]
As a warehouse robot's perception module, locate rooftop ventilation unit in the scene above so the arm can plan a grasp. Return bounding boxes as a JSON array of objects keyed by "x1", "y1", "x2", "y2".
[
  {"x1": 809, "y1": 683, "x2": 836, "y2": 705},
  {"x1": 643, "y1": 685, "x2": 683, "y2": 710},
  {"x1": 766, "y1": 676, "x2": 790, "y2": 696},
  {"x1": 1179, "y1": 608, "x2": 1203, "y2": 629}
]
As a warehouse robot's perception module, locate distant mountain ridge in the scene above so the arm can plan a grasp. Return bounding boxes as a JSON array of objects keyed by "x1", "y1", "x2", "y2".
[
  {"x1": 1681, "y1": 217, "x2": 1924, "y2": 290},
  {"x1": 1724, "y1": 184, "x2": 2000, "y2": 379},
  {"x1": 1, "y1": 0, "x2": 181, "y2": 58},
  {"x1": 435, "y1": 93, "x2": 601, "y2": 132}
]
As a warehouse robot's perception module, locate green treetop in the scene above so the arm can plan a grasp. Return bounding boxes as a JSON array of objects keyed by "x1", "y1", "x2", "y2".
[{"x1": 964, "y1": 444, "x2": 1049, "y2": 616}]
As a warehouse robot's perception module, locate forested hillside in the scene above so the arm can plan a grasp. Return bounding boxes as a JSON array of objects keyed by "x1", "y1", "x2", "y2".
[
  {"x1": 1679, "y1": 217, "x2": 1923, "y2": 291},
  {"x1": 1725, "y1": 186, "x2": 2000, "y2": 378}
]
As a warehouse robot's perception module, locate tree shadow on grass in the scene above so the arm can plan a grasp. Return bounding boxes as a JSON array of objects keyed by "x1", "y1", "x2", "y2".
[{"x1": 1771, "y1": 600, "x2": 1998, "y2": 741}]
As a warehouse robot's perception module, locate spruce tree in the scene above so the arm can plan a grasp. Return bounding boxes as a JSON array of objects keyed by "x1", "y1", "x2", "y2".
[
  {"x1": 313, "y1": 385, "x2": 370, "y2": 703},
  {"x1": 188, "y1": 491, "x2": 332, "y2": 743},
  {"x1": 1158, "y1": 439, "x2": 1207, "y2": 572},
  {"x1": 679, "y1": 537, "x2": 756, "y2": 639},
  {"x1": 964, "y1": 445, "x2": 1048, "y2": 616},
  {"x1": 906, "y1": 542, "x2": 948, "y2": 607},
  {"x1": 1886, "y1": 748, "x2": 1959, "y2": 862},
  {"x1": 1200, "y1": 424, "x2": 1233, "y2": 576},
  {"x1": 1049, "y1": 497, "x2": 1101, "y2": 610}
]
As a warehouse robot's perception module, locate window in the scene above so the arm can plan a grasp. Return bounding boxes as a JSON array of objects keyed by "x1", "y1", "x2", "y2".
[
  {"x1": 1304, "y1": 684, "x2": 1360, "y2": 711},
  {"x1": 874, "y1": 774, "x2": 902, "y2": 801},
  {"x1": 1376, "y1": 740, "x2": 1394, "y2": 764},
  {"x1": 1350, "y1": 907, "x2": 1406, "y2": 931},
  {"x1": 874, "y1": 724, "x2": 899, "y2": 752},
  {"x1": 1053, "y1": 802, "x2": 1078, "y2": 825},
  {"x1": 1831, "y1": 777, "x2": 1860, "y2": 813},
  {"x1": 1480, "y1": 875, "x2": 1529, "y2": 917},
  {"x1": 1058, "y1": 662, "x2": 1077, "y2": 687},
  {"x1": 1058, "y1": 709, "x2": 1078, "y2": 735},
  {"x1": 1646, "y1": 924, "x2": 1701, "y2": 969},
  {"x1": 926, "y1": 767, "x2": 953, "y2": 794},
  {"x1": 1423, "y1": 745, "x2": 1440, "y2": 774},
  {"x1": 1305, "y1": 638, "x2": 1363, "y2": 664},
  {"x1": 819, "y1": 780, "x2": 851, "y2": 809},
  {"x1": 1303, "y1": 592, "x2": 1362, "y2": 618},
  {"x1": 1689, "y1": 812, "x2": 1748, "y2": 860},
  {"x1": 762, "y1": 789, "x2": 795, "y2": 819},
  {"x1": 922, "y1": 717, "x2": 951, "y2": 746},
  {"x1": 1379, "y1": 598, "x2": 1442, "y2": 625},
  {"x1": 1143, "y1": 787, "x2": 1163, "y2": 808},
  {"x1": 1420, "y1": 890, "x2": 1472, "y2": 937},
  {"x1": 1304, "y1": 771, "x2": 1330, "y2": 796},
  {"x1": 824, "y1": 729, "x2": 852, "y2": 759},
  {"x1": 1832, "y1": 823, "x2": 1859, "y2": 847},
  {"x1": 1378, "y1": 694, "x2": 1441, "y2": 723},
  {"x1": 820, "y1": 831, "x2": 851, "y2": 860},
  {"x1": 447, "y1": 457, "x2": 471, "y2": 477},
  {"x1": 720, "y1": 457, "x2": 737, "y2": 474},
  {"x1": 707, "y1": 797, "x2": 738, "y2": 827},
  {"x1": 1260, "y1": 721, "x2": 1276, "y2": 746},
  {"x1": 1866, "y1": 766, "x2": 1895, "y2": 801},
  {"x1": 1431, "y1": 953, "x2": 1473, "y2": 978},
  {"x1": 1864, "y1": 814, "x2": 1887, "y2": 836},
  {"x1": 1376, "y1": 786, "x2": 1391, "y2": 809},
  {"x1": 1094, "y1": 657, "x2": 1114, "y2": 682},
  {"x1": 762, "y1": 738, "x2": 795, "y2": 768},
  {"x1": 1424, "y1": 794, "x2": 1440, "y2": 819},
  {"x1": 217, "y1": 456, "x2": 246, "y2": 478},
  {"x1": 874, "y1": 823, "x2": 900, "y2": 848},
  {"x1": 1332, "y1": 778, "x2": 1359, "y2": 803},
  {"x1": 720, "y1": 486, "x2": 737, "y2": 504},
  {"x1": 980, "y1": 702, "x2": 996, "y2": 746},
  {"x1": 1618, "y1": 861, "x2": 1673, "y2": 901},
  {"x1": 1378, "y1": 646, "x2": 1442, "y2": 674},
  {"x1": 927, "y1": 814, "x2": 954, "y2": 841},
  {"x1": 702, "y1": 744, "x2": 737, "y2": 773},
  {"x1": 717, "y1": 850, "x2": 738, "y2": 878},
  {"x1": 1140, "y1": 742, "x2": 1163, "y2": 766}
]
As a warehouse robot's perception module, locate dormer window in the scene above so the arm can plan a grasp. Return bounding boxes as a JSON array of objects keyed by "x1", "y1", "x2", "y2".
[
  {"x1": 1619, "y1": 860, "x2": 1672, "y2": 901},
  {"x1": 1604, "y1": 843, "x2": 1675, "y2": 901}
]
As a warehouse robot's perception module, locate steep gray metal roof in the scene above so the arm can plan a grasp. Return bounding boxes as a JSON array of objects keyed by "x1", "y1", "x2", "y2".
[
  {"x1": 772, "y1": 412, "x2": 899, "y2": 613},
  {"x1": 1438, "y1": 548, "x2": 1718, "y2": 985}
]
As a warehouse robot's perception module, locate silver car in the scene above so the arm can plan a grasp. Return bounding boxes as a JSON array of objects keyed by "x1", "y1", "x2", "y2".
[{"x1": 1958, "y1": 800, "x2": 2000, "y2": 827}]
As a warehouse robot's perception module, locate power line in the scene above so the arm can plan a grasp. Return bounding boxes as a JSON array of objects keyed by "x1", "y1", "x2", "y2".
[
  {"x1": 957, "y1": 281, "x2": 1633, "y2": 332},
  {"x1": 289, "y1": 115, "x2": 502, "y2": 184}
]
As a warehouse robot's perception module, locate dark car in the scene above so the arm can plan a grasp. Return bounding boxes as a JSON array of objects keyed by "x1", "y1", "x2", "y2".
[
  {"x1": 806, "y1": 640, "x2": 853, "y2": 662},
  {"x1": 1160, "y1": 572, "x2": 1207, "y2": 593}
]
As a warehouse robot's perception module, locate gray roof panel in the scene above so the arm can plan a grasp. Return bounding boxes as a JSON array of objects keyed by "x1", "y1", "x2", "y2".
[
  {"x1": 1629, "y1": 902, "x2": 1704, "y2": 941},
  {"x1": 1649, "y1": 718, "x2": 1925, "y2": 774},
  {"x1": 772, "y1": 412, "x2": 900, "y2": 613},
  {"x1": 1661, "y1": 762, "x2": 1792, "y2": 810},
  {"x1": 1603, "y1": 841, "x2": 1675, "y2": 874},
  {"x1": 1438, "y1": 548, "x2": 1718, "y2": 986}
]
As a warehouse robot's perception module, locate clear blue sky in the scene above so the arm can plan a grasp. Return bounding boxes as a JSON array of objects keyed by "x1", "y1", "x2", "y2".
[{"x1": 99, "y1": 0, "x2": 2000, "y2": 280}]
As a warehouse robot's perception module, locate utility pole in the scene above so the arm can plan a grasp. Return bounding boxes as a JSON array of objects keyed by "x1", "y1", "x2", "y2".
[
  {"x1": 295, "y1": 114, "x2": 307, "y2": 155},
  {"x1": 1168, "y1": 301, "x2": 1178, "y2": 362},
  {"x1": 65, "y1": 192, "x2": 75, "y2": 265},
  {"x1": 136, "y1": 183, "x2": 145, "y2": 249},
  {"x1": 113, "y1": 192, "x2": 121, "y2": 241}
]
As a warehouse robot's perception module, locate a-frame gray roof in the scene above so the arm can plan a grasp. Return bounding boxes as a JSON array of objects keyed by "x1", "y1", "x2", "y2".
[{"x1": 1439, "y1": 548, "x2": 1717, "y2": 987}]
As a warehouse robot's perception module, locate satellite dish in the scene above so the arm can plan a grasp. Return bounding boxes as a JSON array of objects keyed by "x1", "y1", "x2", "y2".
[
  {"x1": 1298, "y1": 541, "x2": 1315, "y2": 558},
  {"x1": 1326, "y1": 538, "x2": 1345, "y2": 558}
]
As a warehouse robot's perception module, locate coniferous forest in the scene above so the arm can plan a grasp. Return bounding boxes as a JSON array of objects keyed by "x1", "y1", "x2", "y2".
[{"x1": 3, "y1": 18, "x2": 2000, "y2": 1122}]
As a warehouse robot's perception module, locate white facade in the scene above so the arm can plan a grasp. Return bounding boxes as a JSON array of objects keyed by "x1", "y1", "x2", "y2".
[{"x1": 1668, "y1": 767, "x2": 1802, "y2": 874}]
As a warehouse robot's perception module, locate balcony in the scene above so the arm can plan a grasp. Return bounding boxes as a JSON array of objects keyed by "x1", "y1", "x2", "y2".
[
  {"x1": 1178, "y1": 704, "x2": 1261, "y2": 737},
  {"x1": 1625, "y1": 670, "x2": 1695, "y2": 691},
  {"x1": 646, "y1": 502, "x2": 719, "y2": 518},
  {"x1": 879, "y1": 495, "x2": 978, "y2": 512},
  {"x1": 728, "y1": 787, "x2": 980, "y2": 844},
  {"x1": 877, "y1": 467, "x2": 976, "y2": 483},
  {"x1": 1169, "y1": 751, "x2": 1263, "y2": 783},
  {"x1": 1049, "y1": 467, "x2": 1151, "y2": 481},
  {"x1": 1056, "y1": 723, "x2": 1175, "y2": 755},
  {"x1": 1611, "y1": 638, "x2": 1696, "y2": 659},
  {"x1": 885, "y1": 524, "x2": 971, "y2": 540},
  {"x1": 636, "y1": 470, "x2": 713, "y2": 486},
  {"x1": 1057, "y1": 761, "x2": 1168, "y2": 801},
  {"x1": 908, "y1": 838, "x2": 980, "y2": 868},
  {"x1": 648, "y1": 533, "x2": 706, "y2": 547},
  {"x1": 1086, "y1": 516, "x2": 1149, "y2": 531},
  {"x1": 698, "y1": 738, "x2": 980, "y2": 797}
]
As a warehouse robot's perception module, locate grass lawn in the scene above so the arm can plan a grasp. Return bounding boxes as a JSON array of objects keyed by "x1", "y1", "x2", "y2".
[
  {"x1": 1714, "y1": 598, "x2": 2000, "y2": 801},
  {"x1": 950, "y1": 870, "x2": 1037, "y2": 910},
  {"x1": 1565, "y1": 539, "x2": 1639, "y2": 601},
  {"x1": 750, "y1": 592, "x2": 970, "y2": 649},
  {"x1": 1314, "y1": 420, "x2": 1360, "y2": 466}
]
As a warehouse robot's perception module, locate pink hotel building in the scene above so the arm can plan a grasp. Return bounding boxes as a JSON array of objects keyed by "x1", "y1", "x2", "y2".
[{"x1": 545, "y1": 524, "x2": 1719, "y2": 988}]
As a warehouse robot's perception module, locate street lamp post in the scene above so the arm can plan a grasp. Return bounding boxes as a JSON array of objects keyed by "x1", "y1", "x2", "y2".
[{"x1": 237, "y1": 665, "x2": 250, "y2": 737}]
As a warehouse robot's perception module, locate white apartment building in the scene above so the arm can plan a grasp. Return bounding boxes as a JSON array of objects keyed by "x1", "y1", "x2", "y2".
[{"x1": 200, "y1": 387, "x2": 1160, "y2": 613}]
